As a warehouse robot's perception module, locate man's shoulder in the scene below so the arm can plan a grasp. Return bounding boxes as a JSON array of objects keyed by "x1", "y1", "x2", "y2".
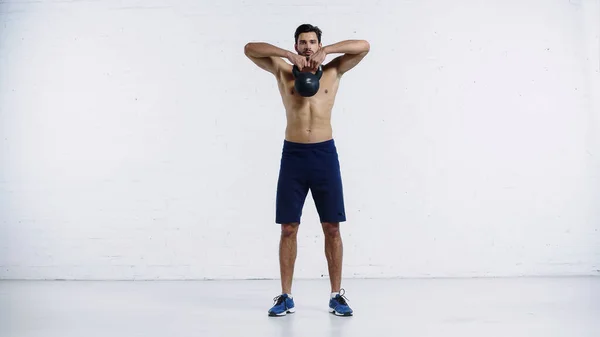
[
  {"x1": 273, "y1": 59, "x2": 294, "y2": 79},
  {"x1": 274, "y1": 58, "x2": 292, "y2": 72},
  {"x1": 322, "y1": 57, "x2": 344, "y2": 77}
]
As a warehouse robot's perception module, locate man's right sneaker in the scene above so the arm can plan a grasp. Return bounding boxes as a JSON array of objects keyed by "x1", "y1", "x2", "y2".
[{"x1": 268, "y1": 294, "x2": 295, "y2": 316}]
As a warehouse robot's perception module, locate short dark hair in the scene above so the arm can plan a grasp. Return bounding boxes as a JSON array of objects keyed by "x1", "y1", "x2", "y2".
[{"x1": 294, "y1": 24, "x2": 322, "y2": 44}]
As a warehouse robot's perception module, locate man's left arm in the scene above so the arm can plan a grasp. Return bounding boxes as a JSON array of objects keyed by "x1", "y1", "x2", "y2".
[{"x1": 320, "y1": 40, "x2": 370, "y2": 76}]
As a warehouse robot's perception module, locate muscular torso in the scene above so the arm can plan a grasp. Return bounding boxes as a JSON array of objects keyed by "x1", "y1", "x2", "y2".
[{"x1": 276, "y1": 64, "x2": 341, "y2": 143}]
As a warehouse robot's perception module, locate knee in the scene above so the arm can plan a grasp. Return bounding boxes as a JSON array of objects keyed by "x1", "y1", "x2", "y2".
[
  {"x1": 281, "y1": 223, "x2": 299, "y2": 238},
  {"x1": 322, "y1": 222, "x2": 340, "y2": 239}
]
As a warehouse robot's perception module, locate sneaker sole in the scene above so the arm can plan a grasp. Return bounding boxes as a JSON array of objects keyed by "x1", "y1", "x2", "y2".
[
  {"x1": 329, "y1": 308, "x2": 353, "y2": 316},
  {"x1": 268, "y1": 307, "x2": 295, "y2": 317}
]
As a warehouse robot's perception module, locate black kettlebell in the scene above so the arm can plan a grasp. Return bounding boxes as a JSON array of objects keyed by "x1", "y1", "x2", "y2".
[{"x1": 292, "y1": 64, "x2": 323, "y2": 97}]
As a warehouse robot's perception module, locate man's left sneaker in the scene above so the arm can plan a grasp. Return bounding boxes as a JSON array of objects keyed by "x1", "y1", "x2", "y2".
[{"x1": 329, "y1": 289, "x2": 353, "y2": 316}]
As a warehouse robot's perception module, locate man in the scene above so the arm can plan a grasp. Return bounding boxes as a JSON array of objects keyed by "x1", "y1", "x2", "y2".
[{"x1": 244, "y1": 24, "x2": 370, "y2": 317}]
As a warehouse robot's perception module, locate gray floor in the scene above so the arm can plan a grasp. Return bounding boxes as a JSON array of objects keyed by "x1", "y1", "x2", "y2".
[{"x1": 1, "y1": 277, "x2": 599, "y2": 337}]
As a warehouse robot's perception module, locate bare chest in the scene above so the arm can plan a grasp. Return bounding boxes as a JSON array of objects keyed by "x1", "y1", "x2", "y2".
[{"x1": 278, "y1": 69, "x2": 340, "y2": 104}]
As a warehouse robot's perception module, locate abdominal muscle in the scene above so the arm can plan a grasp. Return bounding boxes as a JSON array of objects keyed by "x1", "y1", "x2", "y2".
[{"x1": 284, "y1": 105, "x2": 333, "y2": 143}]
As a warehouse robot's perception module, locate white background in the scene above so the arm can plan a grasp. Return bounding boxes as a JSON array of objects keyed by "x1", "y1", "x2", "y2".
[{"x1": 1, "y1": 0, "x2": 599, "y2": 280}]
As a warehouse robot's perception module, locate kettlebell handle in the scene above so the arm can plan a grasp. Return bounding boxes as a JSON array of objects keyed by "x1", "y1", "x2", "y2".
[{"x1": 292, "y1": 64, "x2": 323, "y2": 79}]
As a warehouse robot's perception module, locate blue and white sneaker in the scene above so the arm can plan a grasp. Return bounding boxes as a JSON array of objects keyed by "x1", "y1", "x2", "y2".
[
  {"x1": 329, "y1": 289, "x2": 353, "y2": 316},
  {"x1": 268, "y1": 294, "x2": 295, "y2": 316}
]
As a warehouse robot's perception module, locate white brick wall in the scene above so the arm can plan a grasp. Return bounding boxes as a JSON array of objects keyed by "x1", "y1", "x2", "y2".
[{"x1": 1, "y1": 0, "x2": 599, "y2": 280}]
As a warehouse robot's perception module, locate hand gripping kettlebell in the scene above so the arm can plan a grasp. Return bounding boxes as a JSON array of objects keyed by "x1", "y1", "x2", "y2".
[{"x1": 292, "y1": 64, "x2": 323, "y2": 97}]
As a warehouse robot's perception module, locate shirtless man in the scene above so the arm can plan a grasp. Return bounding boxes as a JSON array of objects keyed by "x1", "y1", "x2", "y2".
[{"x1": 244, "y1": 24, "x2": 370, "y2": 317}]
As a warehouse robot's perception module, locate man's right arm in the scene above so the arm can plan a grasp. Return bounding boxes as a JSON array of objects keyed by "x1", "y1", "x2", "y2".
[{"x1": 244, "y1": 42, "x2": 292, "y2": 76}]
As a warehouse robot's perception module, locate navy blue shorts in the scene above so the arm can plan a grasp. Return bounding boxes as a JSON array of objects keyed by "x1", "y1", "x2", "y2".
[{"x1": 276, "y1": 139, "x2": 346, "y2": 224}]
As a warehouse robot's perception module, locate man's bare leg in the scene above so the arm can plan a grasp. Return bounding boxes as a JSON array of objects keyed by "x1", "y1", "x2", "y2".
[
  {"x1": 322, "y1": 222, "x2": 342, "y2": 292},
  {"x1": 280, "y1": 223, "x2": 299, "y2": 294}
]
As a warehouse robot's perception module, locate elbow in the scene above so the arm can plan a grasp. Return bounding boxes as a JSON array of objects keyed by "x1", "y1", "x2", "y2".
[
  {"x1": 362, "y1": 40, "x2": 370, "y2": 53},
  {"x1": 244, "y1": 42, "x2": 259, "y2": 56},
  {"x1": 244, "y1": 43, "x2": 252, "y2": 56}
]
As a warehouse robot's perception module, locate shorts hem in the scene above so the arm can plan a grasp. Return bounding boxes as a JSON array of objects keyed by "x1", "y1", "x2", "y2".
[
  {"x1": 276, "y1": 219, "x2": 301, "y2": 225},
  {"x1": 319, "y1": 218, "x2": 347, "y2": 223}
]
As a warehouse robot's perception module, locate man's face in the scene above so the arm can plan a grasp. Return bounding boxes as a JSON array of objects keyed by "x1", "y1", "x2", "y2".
[{"x1": 295, "y1": 32, "x2": 321, "y2": 56}]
